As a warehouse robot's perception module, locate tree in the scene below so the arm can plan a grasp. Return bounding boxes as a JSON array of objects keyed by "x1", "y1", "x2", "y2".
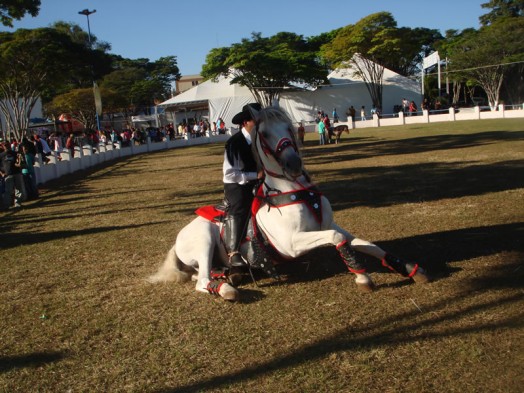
[
  {"x1": 321, "y1": 12, "x2": 443, "y2": 109},
  {"x1": 46, "y1": 87, "x2": 121, "y2": 131},
  {"x1": 202, "y1": 32, "x2": 328, "y2": 107},
  {"x1": 446, "y1": 18, "x2": 524, "y2": 109},
  {"x1": 101, "y1": 56, "x2": 180, "y2": 115},
  {"x1": 321, "y1": 12, "x2": 401, "y2": 109},
  {"x1": 48, "y1": 21, "x2": 113, "y2": 97},
  {"x1": 394, "y1": 27, "x2": 443, "y2": 77},
  {"x1": 0, "y1": 0, "x2": 40, "y2": 27},
  {"x1": 0, "y1": 28, "x2": 88, "y2": 140},
  {"x1": 51, "y1": 21, "x2": 111, "y2": 52},
  {"x1": 480, "y1": 0, "x2": 524, "y2": 25}
]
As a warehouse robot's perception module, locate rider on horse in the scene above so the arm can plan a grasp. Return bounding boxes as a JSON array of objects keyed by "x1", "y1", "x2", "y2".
[{"x1": 223, "y1": 103, "x2": 265, "y2": 267}]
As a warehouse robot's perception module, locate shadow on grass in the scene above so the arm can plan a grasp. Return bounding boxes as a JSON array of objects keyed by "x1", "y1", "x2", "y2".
[
  {"x1": 319, "y1": 159, "x2": 524, "y2": 209},
  {"x1": 152, "y1": 284, "x2": 524, "y2": 393},
  {"x1": 305, "y1": 130, "x2": 524, "y2": 165},
  {"x1": 0, "y1": 351, "x2": 66, "y2": 373},
  {"x1": 0, "y1": 221, "x2": 171, "y2": 250},
  {"x1": 246, "y1": 222, "x2": 524, "y2": 288}
]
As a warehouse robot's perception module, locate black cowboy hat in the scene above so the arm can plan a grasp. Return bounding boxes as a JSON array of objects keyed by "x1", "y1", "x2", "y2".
[{"x1": 231, "y1": 103, "x2": 262, "y2": 125}]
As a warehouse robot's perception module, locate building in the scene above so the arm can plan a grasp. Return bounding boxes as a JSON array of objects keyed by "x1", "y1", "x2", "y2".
[{"x1": 175, "y1": 74, "x2": 204, "y2": 95}]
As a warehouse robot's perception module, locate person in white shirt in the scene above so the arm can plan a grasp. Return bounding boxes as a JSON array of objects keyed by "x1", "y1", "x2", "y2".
[{"x1": 222, "y1": 103, "x2": 264, "y2": 266}]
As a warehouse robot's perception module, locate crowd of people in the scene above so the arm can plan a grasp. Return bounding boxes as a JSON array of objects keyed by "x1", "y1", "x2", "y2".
[
  {"x1": 0, "y1": 136, "x2": 40, "y2": 210},
  {"x1": 0, "y1": 116, "x2": 233, "y2": 210}
]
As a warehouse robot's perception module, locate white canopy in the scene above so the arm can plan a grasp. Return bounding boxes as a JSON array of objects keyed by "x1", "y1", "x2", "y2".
[
  {"x1": 158, "y1": 59, "x2": 421, "y2": 126},
  {"x1": 158, "y1": 75, "x2": 253, "y2": 128},
  {"x1": 280, "y1": 63, "x2": 421, "y2": 123}
]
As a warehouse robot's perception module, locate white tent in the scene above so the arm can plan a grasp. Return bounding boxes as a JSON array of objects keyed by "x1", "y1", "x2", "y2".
[
  {"x1": 158, "y1": 60, "x2": 421, "y2": 127},
  {"x1": 158, "y1": 75, "x2": 253, "y2": 128},
  {"x1": 280, "y1": 63, "x2": 421, "y2": 123}
]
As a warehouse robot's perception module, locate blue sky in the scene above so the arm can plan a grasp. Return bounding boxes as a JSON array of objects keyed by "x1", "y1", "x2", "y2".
[{"x1": 2, "y1": 0, "x2": 486, "y2": 75}]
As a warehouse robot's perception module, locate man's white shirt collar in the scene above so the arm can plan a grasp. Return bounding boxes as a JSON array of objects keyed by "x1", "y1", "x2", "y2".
[{"x1": 241, "y1": 128, "x2": 252, "y2": 145}]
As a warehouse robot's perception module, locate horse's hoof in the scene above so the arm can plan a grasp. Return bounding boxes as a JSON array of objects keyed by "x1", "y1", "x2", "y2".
[
  {"x1": 412, "y1": 268, "x2": 431, "y2": 284},
  {"x1": 356, "y1": 281, "x2": 375, "y2": 293},
  {"x1": 219, "y1": 283, "x2": 239, "y2": 301},
  {"x1": 355, "y1": 274, "x2": 375, "y2": 293}
]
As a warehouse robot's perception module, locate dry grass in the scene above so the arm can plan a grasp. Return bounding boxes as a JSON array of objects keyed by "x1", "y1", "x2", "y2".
[{"x1": 1, "y1": 119, "x2": 523, "y2": 392}]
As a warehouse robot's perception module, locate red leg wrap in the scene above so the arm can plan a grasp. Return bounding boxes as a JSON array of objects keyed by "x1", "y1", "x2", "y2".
[{"x1": 206, "y1": 279, "x2": 224, "y2": 295}]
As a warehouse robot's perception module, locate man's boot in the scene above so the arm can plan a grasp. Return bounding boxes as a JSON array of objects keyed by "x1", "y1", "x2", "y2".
[{"x1": 224, "y1": 215, "x2": 246, "y2": 267}]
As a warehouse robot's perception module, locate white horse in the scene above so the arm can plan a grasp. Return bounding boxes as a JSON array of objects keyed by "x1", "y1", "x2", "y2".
[{"x1": 149, "y1": 106, "x2": 429, "y2": 301}]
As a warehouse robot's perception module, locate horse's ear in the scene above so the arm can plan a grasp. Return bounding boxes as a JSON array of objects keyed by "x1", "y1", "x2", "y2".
[{"x1": 248, "y1": 104, "x2": 261, "y2": 122}]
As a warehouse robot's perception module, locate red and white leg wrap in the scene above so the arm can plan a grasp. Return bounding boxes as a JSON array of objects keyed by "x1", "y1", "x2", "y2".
[{"x1": 206, "y1": 279, "x2": 225, "y2": 295}]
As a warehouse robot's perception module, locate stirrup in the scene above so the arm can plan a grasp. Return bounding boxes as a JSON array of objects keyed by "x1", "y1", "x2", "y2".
[{"x1": 228, "y1": 251, "x2": 246, "y2": 267}]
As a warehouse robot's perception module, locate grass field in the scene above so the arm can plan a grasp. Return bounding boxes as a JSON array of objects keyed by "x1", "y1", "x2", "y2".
[{"x1": 1, "y1": 119, "x2": 523, "y2": 392}]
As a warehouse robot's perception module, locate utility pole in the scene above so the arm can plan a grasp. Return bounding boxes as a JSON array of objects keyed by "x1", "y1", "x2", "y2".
[{"x1": 78, "y1": 9, "x2": 102, "y2": 131}]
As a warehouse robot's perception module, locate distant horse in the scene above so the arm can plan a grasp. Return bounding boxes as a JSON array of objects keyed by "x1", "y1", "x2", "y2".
[
  {"x1": 333, "y1": 125, "x2": 350, "y2": 144},
  {"x1": 149, "y1": 106, "x2": 429, "y2": 301}
]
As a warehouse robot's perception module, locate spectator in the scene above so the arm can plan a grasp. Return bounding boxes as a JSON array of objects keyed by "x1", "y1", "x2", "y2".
[
  {"x1": 318, "y1": 117, "x2": 327, "y2": 145},
  {"x1": 0, "y1": 142, "x2": 24, "y2": 209},
  {"x1": 66, "y1": 133, "x2": 76, "y2": 158},
  {"x1": 218, "y1": 118, "x2": 226, "y2": 134},
  {"x1": 332, "y1": 108, "x2": 339, "y2": 123},
  {"x1": 21, "y1": 138, "x2": 38, "y2": 199},
  {"x1": 323, "y1": 114, "x2": 332, "y2": 144},
  {"x1": 402, "y1": 98, "x2": 409, "y2": 114},
  {"x1": 360, "y1": 106, "x2": 367, "y2": 121},
  {"x1": 33, "y1": 134, "x2": 52, "y2": 164},
  {"x1": 409, "y1": 100, "x2": 418, "y2": 116},
  {"x1": 49, "y1": 132, "x2": 63, "y2": 161},
  {"x1": 297, "y1": 122, "x2": 305, "y2": 146}
]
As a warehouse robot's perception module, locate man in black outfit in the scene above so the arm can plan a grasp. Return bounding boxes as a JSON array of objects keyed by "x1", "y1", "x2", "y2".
[{"x1": 222, "y1": 103, "x2": 264, "y2": 267}]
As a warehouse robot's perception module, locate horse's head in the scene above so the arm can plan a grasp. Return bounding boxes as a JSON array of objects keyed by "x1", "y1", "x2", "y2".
[{"x1": 251, "y1": 106, "x2": 303, "y2": 181}]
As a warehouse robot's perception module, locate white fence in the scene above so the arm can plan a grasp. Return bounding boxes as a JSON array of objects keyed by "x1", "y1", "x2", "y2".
[
  {"x1": 34, "y1": 104, "x2": 524, "y2": 185},
  {"x1": 34, "y1": 133, "x2": 229, "y2": 185},
  {"x1": 303, "y1": 104, "x2": 524, "y2": 132}
]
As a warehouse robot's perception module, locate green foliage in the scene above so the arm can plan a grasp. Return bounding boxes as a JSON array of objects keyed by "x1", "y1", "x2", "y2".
[
  {"x1": 101, "y1": 56, "x2": 180, "y2": 114},
  {"x1": 202, "y1": 32, "x2": 328, "y2": 106},
  {"x1": 0, "y1": 27, "x2": 90, "y2": 139},
  {"x1": 445, "y1": 17, "x2": 524, "y2": 107},
  {"x1": 320, "y1": 12, "x2": 442, "y2": 109},
  {"x1": 0, "y1": 0, "x2": 40, "y2": 27},
  {"x1": 0, "y1": 28, "x2": 85, "y2": 89},
  {"x1": 480, "y1": 0, "x2": 524, "y2": 26},
  {"x1": 321, "y1": 12, "x2": 399, "y2": 68},
  {"x1": 51, "y1": 20, "x2": 111, "y2": 52},
  {"x1": 321, "y1": 12, "x2": 442, "y2": 77},
  {"x1": 45, "y1": 87, "x2": 122, "y2": 130}
]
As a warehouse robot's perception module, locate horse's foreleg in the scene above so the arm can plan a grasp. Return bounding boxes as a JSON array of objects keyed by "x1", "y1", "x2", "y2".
[
  {"x1": 290, "y1": 230, "x2": 374, "y2": 291},
  {"x1": 333, "y1": 224, "x2": 429, "y2": 283}
]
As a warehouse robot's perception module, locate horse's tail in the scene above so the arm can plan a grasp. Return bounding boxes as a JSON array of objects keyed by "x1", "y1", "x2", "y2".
[{"x1": 147, "y1": 243, "x2": 192, "y2": 283}]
